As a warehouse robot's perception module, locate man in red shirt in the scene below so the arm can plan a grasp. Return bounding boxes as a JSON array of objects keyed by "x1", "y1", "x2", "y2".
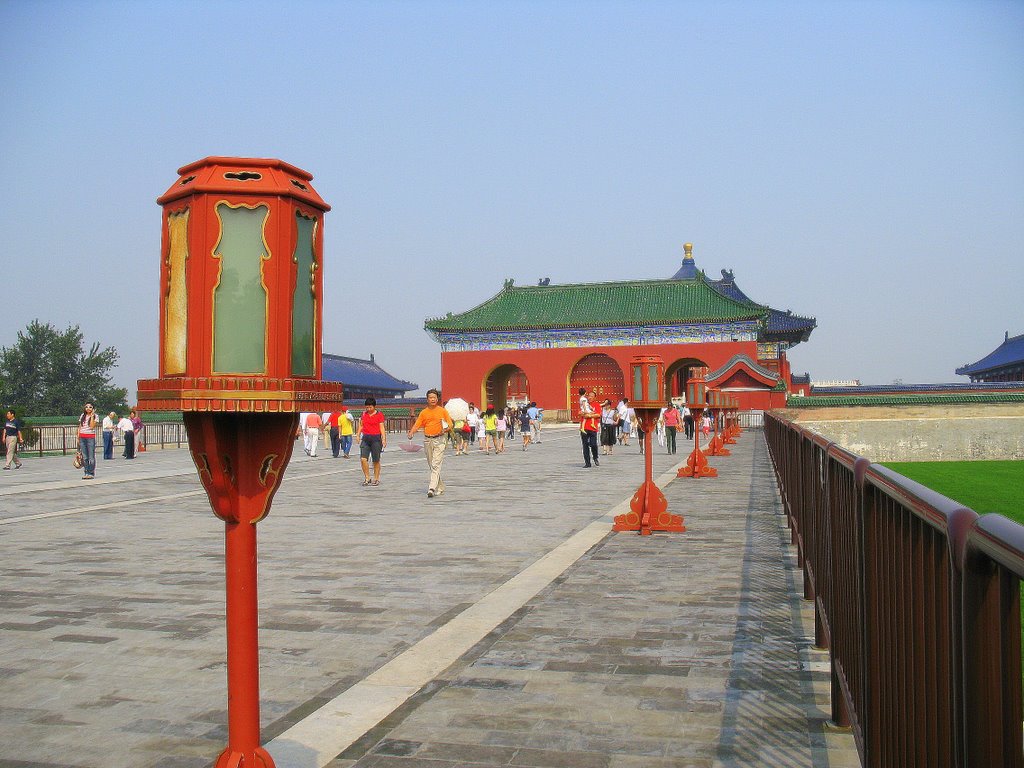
[
  {"x1": 580, "y1": 393, "x2": 600, "y2": 468},
  {"x1": 326, "y1": 410, "x2": 342, "y2": 458},
  {"x1": 357, "y1": 398, "x2": 387, "y2": 486}
]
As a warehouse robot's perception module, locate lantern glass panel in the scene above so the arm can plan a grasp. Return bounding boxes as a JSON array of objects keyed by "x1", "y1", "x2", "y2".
[
  {"x1": 212, "y1": 203, "x2": 269, "y2": 374},
  {"x1": 633, "y1": 364, "x2": 643, "y2": 402},
  {"x1": 291, "y1": 211, "x2": 317, "y2": 376},
  {"x1": 648, "y1": 364, "x2": 659, "y2": 403}
]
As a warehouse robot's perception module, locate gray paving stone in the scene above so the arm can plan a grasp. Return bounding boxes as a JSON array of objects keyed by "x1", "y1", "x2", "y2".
[{"x1": 0, "y1": 427, "x2": 857, "y2": 767}]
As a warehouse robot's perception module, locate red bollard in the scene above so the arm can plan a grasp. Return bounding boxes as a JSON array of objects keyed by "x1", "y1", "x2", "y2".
[
  {"x1": 614, "y1": 408, "x2": 685, "y2": 534},
  {"x1": 138, "y1": 158, "x2": 342, "y2": 766},
  {"x1": 613, "y1": 356, "x2": 685, "y2": 535}
]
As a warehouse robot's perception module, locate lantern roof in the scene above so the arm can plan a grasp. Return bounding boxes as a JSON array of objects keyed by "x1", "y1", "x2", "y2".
[{"x1": 156, "y1": 156, "x2": 331, "y2": 211}]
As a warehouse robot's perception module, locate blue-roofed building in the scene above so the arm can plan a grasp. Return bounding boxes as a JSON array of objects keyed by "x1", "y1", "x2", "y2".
[
  {"x1": 956, "y1": 332, "x2": 1024, "y2": 383},
  {"x1": 322, "y1": 353, "x2": 418, "y2": 401}
]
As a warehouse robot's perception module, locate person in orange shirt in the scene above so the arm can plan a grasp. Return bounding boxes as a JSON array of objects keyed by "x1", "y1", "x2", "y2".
[
  {"x1": 580, "y1": 394, "x2": 600, "y2": 468},
  {"x1": 407, "y1": 388, "x2": 454, "y2": 498}
]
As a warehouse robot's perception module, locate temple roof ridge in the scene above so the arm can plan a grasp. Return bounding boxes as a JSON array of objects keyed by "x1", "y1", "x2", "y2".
[
  {"x1": 956, "y1": 330, "x2": 1024, "y2": 377},
  {"x1": 425, "y1": 269, "x2": 765, "y2": 334}
]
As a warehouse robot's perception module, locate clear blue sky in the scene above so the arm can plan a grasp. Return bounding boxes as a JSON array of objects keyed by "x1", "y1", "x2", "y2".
[{"x1": 1, "y1": 0, "x2": 1021, "y2": 395}]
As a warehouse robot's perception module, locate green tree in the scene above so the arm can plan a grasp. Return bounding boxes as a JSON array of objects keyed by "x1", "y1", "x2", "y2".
[{"x1": 0, "y1": 320, "x2": 128, "y2": 417}]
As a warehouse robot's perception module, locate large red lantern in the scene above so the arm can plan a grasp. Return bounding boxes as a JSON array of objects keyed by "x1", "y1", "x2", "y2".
[{"x1": 137, "y1": 157, "x2": 342, "y2": 768}]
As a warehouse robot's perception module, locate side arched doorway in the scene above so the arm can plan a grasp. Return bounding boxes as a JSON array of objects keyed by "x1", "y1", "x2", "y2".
[
  {"x1": 484, "y1": 364, "x2": 529, "y2": 410},
  {"x1": 665, "y1": 358, "x2": 706, "y2": 401},
  {"x1": 569, "y1": 354, "x2": 625, "y2": 418}
]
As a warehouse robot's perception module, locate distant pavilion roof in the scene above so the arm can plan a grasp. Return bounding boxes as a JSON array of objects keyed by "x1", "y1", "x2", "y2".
[
  {"x1": 705, "y1": 268, "x2": 816, "y2": 343},
  {"x1": 426, "y1": 245, "x2": 816, "y2": 341},
  {"x1": 956, "y1": 332, "x2": 1024, "y2": 379},
  {"x1": 424, "y1": 276, "x2": 764, "y2": 333},
  {"x1": 322, "y1": 353, "x2": 418, "y2": 394}
]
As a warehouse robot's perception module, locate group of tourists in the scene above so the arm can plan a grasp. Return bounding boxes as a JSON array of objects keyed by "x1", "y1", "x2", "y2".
[
  {"x1": 576, "y1": 387, "x2": 712, "y2": 464},
  {"x1": 450, "y1": 401, "x2": 542, "y2": 455},
  {"x1": 299, "y1": 393, "x2": 547, "y2": 499},
  {"x1": 79, "y1": 402, "x2": 144, "y2": 479},
  {"x1": 2, "y1": 402, "x2": 146, "y2": 480}
]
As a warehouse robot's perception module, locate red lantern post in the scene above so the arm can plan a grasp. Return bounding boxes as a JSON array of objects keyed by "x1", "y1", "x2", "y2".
[
  {"x1": 613, "y1": 355, "x2": 685, "y2": 535},
  {"x1": 723, "y1": 394, "x2": 738, "y2": 445},
  {"x1": 706, "y1": 389, "x2": 731, "y2": 457},
  {"x1": 137, "y1": 157, "x2": 343, "y2": 768},
  {"x1": 677, "y1": 367, "x2": 718, "y2": 478}
]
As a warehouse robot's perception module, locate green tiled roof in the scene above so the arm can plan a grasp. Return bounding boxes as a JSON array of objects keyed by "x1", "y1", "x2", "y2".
[
  {"x1": 425, "y1": 276, "x2": 766, "y2": 332},
  {"x1": 786, "y1": 393, "x2": 1024, "y2": 408}
]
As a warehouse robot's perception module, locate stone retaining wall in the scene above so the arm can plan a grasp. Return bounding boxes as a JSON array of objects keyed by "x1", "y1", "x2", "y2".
[{"x1": 775, "y1": 404, "x2": 1024, "y2": 462}]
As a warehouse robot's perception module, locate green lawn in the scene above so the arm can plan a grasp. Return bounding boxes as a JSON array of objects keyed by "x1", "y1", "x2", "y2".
[{"x1": 882, "y1": 460, "x2": 1024, "y2": 525}]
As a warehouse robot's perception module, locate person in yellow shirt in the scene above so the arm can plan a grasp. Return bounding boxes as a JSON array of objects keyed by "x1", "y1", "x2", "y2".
[
  {"x1": 338, "y1": 406, "x2": 355, "y2": 458},
  {"x1": 407, "y1": 388, "x2": 454, "y2": 498}
]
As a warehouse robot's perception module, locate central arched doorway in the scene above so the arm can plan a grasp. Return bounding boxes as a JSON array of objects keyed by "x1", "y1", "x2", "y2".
[
  {"x1": 569, "y1": 353, "x2": 625, "y2": 418},
  {"x1": 665, "y1": 358, "x2": 706, "y2": 401},
  {"x1": 485, "y1": 364, "x2": 529, "y2": 410}
]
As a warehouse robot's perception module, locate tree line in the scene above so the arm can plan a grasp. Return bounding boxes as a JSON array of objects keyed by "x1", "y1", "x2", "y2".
[{"x1": 0, "y1": 320, "x2": 128, "y2": 418}]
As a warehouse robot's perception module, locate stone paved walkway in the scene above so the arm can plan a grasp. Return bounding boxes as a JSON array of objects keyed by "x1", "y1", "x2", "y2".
[{"x1": 0, "y1": 426, "x2": 858, "y2": 768}]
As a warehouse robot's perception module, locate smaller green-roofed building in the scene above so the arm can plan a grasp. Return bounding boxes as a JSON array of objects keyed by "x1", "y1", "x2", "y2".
[{"x1": 424, "y1": 244, "x2": 816, "y2": 416}]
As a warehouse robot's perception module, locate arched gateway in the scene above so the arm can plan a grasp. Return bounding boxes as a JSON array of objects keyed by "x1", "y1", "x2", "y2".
[
  {"x1": 425, "y1": 245, "x2": 816, "y2": 415},
  {"x1": 484, "y1": 364, "x2": 529, "y2": 410},
  {"x1": 569, "y1": 354, "x2": 624, "y2": 417}
]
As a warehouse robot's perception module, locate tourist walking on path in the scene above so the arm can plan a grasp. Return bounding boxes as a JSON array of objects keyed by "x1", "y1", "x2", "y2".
[
  {"x1": 495, "y1": 409, "x2": 507, "y2": 453},
  {"x1": 622, "y1": 402, "x2": 634, "y2": 447},
  {"x1": 662, "y1": 401, "x2": 680, "y2": 454},
  {"x1": 102, "y1": 411, "x2": 117, "y2": 460},
  {"x1": 682, "y1": 404, "x2": 694, "y2": 440},
  {"x1": 482, "y1": 406, "x2": 498, "y2": 454},
  {"x1": 600, "y1": 399, "x2": 618, "y2": 455},
  {"x1": 358, "y1": 397, "x2": 386, "y2": 486},
  {"x1": 466, "y1": 404, "x2": 479, "y2": 447},
  {"x1": 78, "y1": 402, "x2": 98, "y2": 479},
  {"x1": 407, "y1": 388, "x2": 454, "y2": 498},
  {"x1": 326, "y1": 410, "x2": 342, "y2": 458},
  {"x1": 3, "y1": 409, "x2": 24, "y2": 470},
  {"x1": 580, "y1": 398, "x2": 600, "y2": 467},
  {"x1": 339, "y1": 406, "x2": 354, "y2": 458},
  {"x1": 527, "y1": 402, "x2": 541, "y2": 443},
  {"x1": 130, "y1": 409, "x2": 144, "y2": 452},
  {"x1": 118, "y1": 412, "x2": 136, "y2": 459},
  {"x1": 519, "y1": 406, "x2": 532, "y2": 450},
  {"x1": 303, "y1": 411, "x2": 322, "y2": 457}
]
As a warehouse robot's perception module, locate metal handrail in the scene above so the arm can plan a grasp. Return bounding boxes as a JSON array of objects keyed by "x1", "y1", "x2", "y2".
[{"x1": 764, "y1": 411, "x2": 1023, "y2": 768}]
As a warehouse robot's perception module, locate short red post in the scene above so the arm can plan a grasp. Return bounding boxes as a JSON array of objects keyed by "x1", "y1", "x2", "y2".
[
  {"x1": 678, "y1": 367, "x2": 717, "y2": 478},
  {"x1": 137, "y1": 158, "x2": 343, "y2": 766},
  {"x1": 706, "y1": 390, "x2": 731, "y2": 457},
  {"x1": 614, "y1": 356, "x2": 685, "y2": 534}
]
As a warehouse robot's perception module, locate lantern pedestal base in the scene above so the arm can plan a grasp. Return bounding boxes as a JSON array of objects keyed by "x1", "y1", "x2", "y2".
[
  {"x1": 678, "y1": 447, "x2": 718, "y2": 478},
  {"x1": 613, "y1": 480, "x2": 686, "y2": 535},
  {"x1": 707, "y1": 433, "x2": 731, "y2": 457},
  {"x1": 215, "y1": 746, "x2": 276, "y2": 768},
  {"x1": 613, "y1": 411, "x2": 685, "y2": 535}
]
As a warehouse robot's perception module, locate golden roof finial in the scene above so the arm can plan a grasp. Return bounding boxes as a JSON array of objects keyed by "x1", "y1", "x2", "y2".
[{"x1": 683, "y1": 242, "x2": 693, "y2": 261}]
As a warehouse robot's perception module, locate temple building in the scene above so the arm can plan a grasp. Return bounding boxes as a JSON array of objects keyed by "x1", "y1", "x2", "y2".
[
  {"x1": 424, "y1": 244, "x2": 815, "y2": 417},
  {"x1": 322, "y1": 353, "x2": 418, "y2": 401},
  {"x1": 956, "y1": 331, "x2": 1024, "y2": 383}
]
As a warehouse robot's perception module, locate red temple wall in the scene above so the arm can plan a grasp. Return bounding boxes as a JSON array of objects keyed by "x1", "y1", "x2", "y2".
[{"x1": 439, "y1": 340, "x2": 786, "y2": 415}]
